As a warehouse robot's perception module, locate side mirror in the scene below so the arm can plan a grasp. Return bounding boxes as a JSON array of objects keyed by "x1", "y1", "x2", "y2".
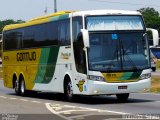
[
  {"x1": 146, "y1": 28, "x2": 159, "y2": 46},
  {"x1": 81, "y1": 29, "x2": 90, "y2": 48}
]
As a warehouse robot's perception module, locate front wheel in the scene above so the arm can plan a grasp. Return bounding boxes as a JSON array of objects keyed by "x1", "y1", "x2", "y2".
[
  {"x1": 116, "y1": 93, "x2": 129, "y2": 102},
  {"x1": 152, "y1": 67, "x2": 156, "y2": 72},
  {"x1": 64, "y1": 80, "x2": 74, "y2": 101}
]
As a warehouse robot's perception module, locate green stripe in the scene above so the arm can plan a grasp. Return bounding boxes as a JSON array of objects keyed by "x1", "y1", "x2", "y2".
[
  {"x1": 50, "y1": 14, "x2": 69, "y2": 22},
  {"x1": 119, "y1": 71, "x2": 142, "y2": 81},
  {"x1": 34, "y1": 46, "x2": 60, "y2": 84}
]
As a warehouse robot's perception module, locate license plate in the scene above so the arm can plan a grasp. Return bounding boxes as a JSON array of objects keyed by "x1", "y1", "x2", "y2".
[{"x1": 118, "y1": 86, "x2": 128, "y2": 89}]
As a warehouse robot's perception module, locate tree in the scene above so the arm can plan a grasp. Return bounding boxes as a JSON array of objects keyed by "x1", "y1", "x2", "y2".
[
  {"x1": 138, "y1": 7, "x2": 160, "y2": 33},
  {"x1": 0, "y1": 19, "x2": 24, "y2": 33}
]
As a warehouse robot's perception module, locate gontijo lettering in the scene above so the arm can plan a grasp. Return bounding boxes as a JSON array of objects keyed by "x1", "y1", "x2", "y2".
[{"x1": 17, "y1": 51, "x2": 36, "y2": 61}]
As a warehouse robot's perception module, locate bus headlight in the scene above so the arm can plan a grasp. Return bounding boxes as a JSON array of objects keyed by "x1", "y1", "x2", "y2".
[
  {"x1": 88, "y1": 75, "x2": 105, "y2": 82},
  {"x1": 140, "y1": 73, "x2": 151, "y2": 80}
]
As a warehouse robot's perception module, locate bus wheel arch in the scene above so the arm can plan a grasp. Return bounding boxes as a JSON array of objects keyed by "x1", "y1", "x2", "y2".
[{"x1": 63, "y1": 74, "x2": 74, "y2": 101}]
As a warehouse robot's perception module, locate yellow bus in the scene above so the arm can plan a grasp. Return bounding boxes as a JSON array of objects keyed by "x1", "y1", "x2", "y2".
[
  {"x1": 2, "y1": 10, "x2": 151, "y2": 101},
  {"x1": 0, "y1": 34, "x2": 2, "y2": 63}
]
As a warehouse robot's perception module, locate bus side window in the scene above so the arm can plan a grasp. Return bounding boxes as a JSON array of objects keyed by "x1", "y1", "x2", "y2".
[
  {"x1": 73, "y1": 16, "x2": 87, "y2": 74},
  {"x1": 3, "y1": 30, "x2": 23, "y2": 50},
  {"x1": 58, "y1": 19, "x2": 70, "y2": 46}
]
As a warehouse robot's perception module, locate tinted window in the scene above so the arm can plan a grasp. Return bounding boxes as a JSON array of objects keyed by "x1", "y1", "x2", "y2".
[
  {"x1": 4, "y1": 30, "x2": 23, "y2": 50},
  {"x1": 58, "y1": 20, "x2": 70, "y2": 45},
  {"x1": 72, "y1": 16, "x2": 86, "y2": 74},
  {"x1": 3, "y1": 19, "x2": 71, "y2": 50}
]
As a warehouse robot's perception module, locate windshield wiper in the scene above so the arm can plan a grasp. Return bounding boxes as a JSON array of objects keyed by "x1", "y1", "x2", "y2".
[{"x1": 119, "y1": 38, "x2": 138, "y2": 71}]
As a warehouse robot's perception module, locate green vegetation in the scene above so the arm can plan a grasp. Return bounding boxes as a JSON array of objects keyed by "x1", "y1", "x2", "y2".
[
  {"x1": 138, "y1": 7, "x2": 160, "y2": 33},
  {"x1": 0, "y1": 19, "x2": 24, "y2": 33},
  {"x1": 151, "y1": 76, "x2": 160, "y2": 93},
  {"x1": 157, "y1": 61, "x2": 160, "y2": 70}
]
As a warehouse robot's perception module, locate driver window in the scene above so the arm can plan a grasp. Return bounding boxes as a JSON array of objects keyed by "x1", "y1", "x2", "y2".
[{"x1": 73, "y1": 16, "x2": 87, "y2": 74}]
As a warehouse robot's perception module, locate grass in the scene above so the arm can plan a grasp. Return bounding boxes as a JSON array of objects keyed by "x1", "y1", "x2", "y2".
[
  {"x1": 156, "y1": 61, "x2": 160, "y2": 70},
  {"x1": 150, "y1": 60, "x2": 160, "y2": 93},
  {"x1": 151, "y1": 75, "x2": 160, "y2": 93}
]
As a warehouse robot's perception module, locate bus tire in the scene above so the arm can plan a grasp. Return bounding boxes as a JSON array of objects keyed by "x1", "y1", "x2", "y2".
[
  {"x1": 19, "y1": 77, "x2": 26, "y2": 96},
  {"x1": 13, "y1": 75, "x2": 19, "y2": 95},
  {"x1": 116, "y1": 93, "x2": 129, "y2": 102},
  {"x1": 14, "y1": 80, "x2": 20, "y2": 95},
  {"x1": 152, "y1": 67, "x2": 156, "y2": 72},
  {"x1": 64, "y1": 78, "x2": 74, "y2": 101}
]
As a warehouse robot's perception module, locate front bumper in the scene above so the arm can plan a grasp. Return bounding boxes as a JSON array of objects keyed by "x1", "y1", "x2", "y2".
[{"x1": 86, "y1": 78, "x2": 151, "y2": 95}]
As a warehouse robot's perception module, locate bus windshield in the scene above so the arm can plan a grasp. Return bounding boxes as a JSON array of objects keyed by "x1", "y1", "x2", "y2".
[
  {"x1": 88, "y1": 32, "x2": 150, "y2": 72},
  {"x1": 86, "y1": 16, "x2": 144, "y2": 31}
]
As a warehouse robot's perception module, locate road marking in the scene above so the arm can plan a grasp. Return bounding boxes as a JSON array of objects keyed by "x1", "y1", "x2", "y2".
[
  {"x1": 0, "y1": 95, "x2": 45, "y2": 105},
  {"x1": 64, "y1": 105, "x2": 77, "y2": 108},
  {"x1": 68, "y1": 113, "x2": 108, "y2": 119},
  {"x1": 142, "y1": 93, "x2": 160, "y2": 96},
  {"x1": 58, "y1": 109, "x2": 92, "y2": 114},
  {"x1": 31, "y1": 101, "x2": 42, "y2": 104},
  {"x1": 46, "y1": 103, "x2": 71, "y2": 120},
  {"x1": 9, "y1": 97, "x2": 17, "y2": 100},
  {"x1": 45, "y1": 103, "x2": 129, "y2": 120},
  {"x1": 20, "y1": 99, "x2": 29, "y2": 102},
  {"x1": 77, "y1": 106, "x2": 127, "y2": 115},
  {"x1": 48, "y1": 103, "x2": 128, "y2": 114},
  {"x1": 0, "y1": 96, "x2": 7, "y2": 99}
]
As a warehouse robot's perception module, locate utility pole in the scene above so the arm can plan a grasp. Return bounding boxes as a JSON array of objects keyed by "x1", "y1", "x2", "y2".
[
  {"x1": 44, "y1": 6, "x2": 48, "y2": 14},
  {"x1": 54, "y1": 0, "x2": 57, "y2": 13}
]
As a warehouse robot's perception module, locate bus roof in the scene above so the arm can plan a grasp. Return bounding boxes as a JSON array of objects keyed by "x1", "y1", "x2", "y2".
[
  {"x1": 3, "y1": 9, "x2": 141, "y2": 31},
  {"x1": 72, "y1": 9, "x2": 141, "y2": 16},
  {"x1": 3, "y1": 11, "x2": 73, "y2": 31}
]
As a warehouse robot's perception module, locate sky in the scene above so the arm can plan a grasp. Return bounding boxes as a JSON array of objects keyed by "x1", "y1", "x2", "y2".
[{"x1": 0, "y1": 0, "x2": 160, "y2": 21}]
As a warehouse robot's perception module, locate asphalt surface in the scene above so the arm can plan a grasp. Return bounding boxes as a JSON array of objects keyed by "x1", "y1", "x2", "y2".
[
  {"x1": 152, "y1": 70, "x2": 160, "y2": 76},
  {"x1": 0, "y1": 80, "x2": 160, "y2": 120}
]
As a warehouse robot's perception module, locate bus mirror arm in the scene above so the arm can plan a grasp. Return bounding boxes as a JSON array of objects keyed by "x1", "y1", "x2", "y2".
[{"x1": 81, "y1": 29, "x2": 90, "y2": 48}]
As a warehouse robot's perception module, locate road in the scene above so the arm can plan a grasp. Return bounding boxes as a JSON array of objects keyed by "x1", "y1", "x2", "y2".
[
  {"x1": 152, "y1": 70, "x2": 160, "y2": 76},
  {"x1": 0, "y1": 80, "x2": 160, "y2": 120}
]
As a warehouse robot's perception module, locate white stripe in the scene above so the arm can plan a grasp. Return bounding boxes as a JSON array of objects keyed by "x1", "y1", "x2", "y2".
[
  {"x1": 77, "y1": 106, "x2": 128, "y2": 115},
  {"x1": 9, "y1": 98, "x2": 17, "y2": 100},
  {"x1": 69, "y1": 113, "x2": 112, "y2": 119},
  {"x1": 0, "y1": 96, "x2": 7, "y2": 99},
  {"x1": 20, "y1": 99, "x2": 28, "y2": 102},
  {"x1": 45, "y1": 103, "x2": 71, "y2": 120},
  {"x1": 45, "y1": 103, "x2": 128, "y2": 117},
  {"x1": 31, "y1": 101, "x2": 42, "y2": 104},
  {"x1": 63, "y1": 105, "x2": 77, "y2": 108},
  {"x1": 58, "y1": 109, "x2": 92, "y2": 114},
  {"x1": 142, "y1": 93, "x2": 160, "y2": 96}
]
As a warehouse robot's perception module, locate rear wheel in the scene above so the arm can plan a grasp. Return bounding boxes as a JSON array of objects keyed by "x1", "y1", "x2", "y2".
[
  {"x1": 19, "y1": 77, "x2": 26, "y2": 96},
  {"x1": 64, "y1": 79, "x2": 74, "y2": 101},
  {"x1": 116, "y1": 93, "x2": 129, "y2": 102},
  {"x1": 14, "y1": 80, "x2": 20, "y2": 95}
]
